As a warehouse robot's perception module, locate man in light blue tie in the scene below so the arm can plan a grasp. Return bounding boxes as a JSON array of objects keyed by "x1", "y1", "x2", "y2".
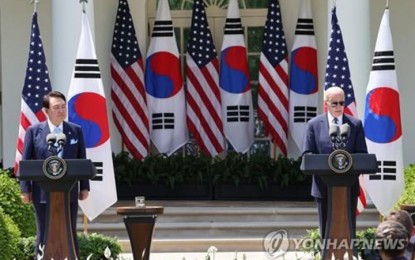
[{"x1": 19, "y1": 91, "x2": 89, "y2": 258}]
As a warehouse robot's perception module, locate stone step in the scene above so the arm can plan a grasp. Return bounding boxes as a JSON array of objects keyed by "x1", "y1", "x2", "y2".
[{"x1": 77, "y1": 200, "x2": 380, "y2": 253}]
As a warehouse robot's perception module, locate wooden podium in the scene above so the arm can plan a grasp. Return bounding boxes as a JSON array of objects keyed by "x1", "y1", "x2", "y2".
[
  {"x1": 117, "y1": 206, "x2": 164, "y2": 260},
  {"x1": 301, "y1": 152, "x2": 377, "y2": 260},
  {"x1": 18, "y1": 158, "x2": 96, "y2": 260}
]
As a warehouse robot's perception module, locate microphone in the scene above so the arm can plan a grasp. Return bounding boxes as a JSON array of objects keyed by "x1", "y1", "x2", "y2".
[
  {"x1": 56, "y1": 133, "x2": 66, "y2": 155},
  {"x1": 329, "y1": 124, "x2": 339, "y2": 141},
  {"x1": 56, "y1": 133, "x2": 67, "y2": 146},
  {"x1": 329, "y1": 124, "x2": 340, "y2": 150},
  {"x1": 46, "y1": 134, "x2": 57, "y2": 151},
  {"x1": 340, "y1": 124, "x2": 350, "y2": 143}
]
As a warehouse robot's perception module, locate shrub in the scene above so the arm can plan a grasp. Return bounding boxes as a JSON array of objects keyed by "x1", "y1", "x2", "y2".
[
  {"x1": 302, "y1": 228, "x2": 379, "y2": 259},
  {"x1": 78, "y1": 233, "x2": 122, "y2": 260},
  {"x1": 0, "y1": 207, "x2": 22, "y2": 260},
  {"x1": 396, "y1": 164, "x2": 415, "y2": 207},
  {"x1": 113, "y1": 151, "x2": 311, "y2": 190},
  {"x1": 16, "y1": 236, "x2": 36, "y2": 260},
  {"x1": 114, "y1": 151, "x2": 212, "y2": 188},
  {"x1": 16, "y1": 233, "x2": 122, "y2": 260},
  {"x1": 0, "y1": 170, "x2": 36, "y2": 237}
]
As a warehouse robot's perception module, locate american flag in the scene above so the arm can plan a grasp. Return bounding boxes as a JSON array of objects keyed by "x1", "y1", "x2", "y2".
[
  {"x1": 14, "y1": 12, "x2": 52, "y2": 172},
  {"x1": 186, "y1": 0, "x2": 224, "y2": 157},
  {"x1": 324, "y1": 7, "x2": 357, "y2": 116},
  {"x1": 258, "y1": 0, "x2": 289, "y2": 155},
  {"x1": 325, "y1": 7, "x2": 366, "y2": 213},
  {"x1": 111, "y1": 0, "x2": 149, "y2": 160}
]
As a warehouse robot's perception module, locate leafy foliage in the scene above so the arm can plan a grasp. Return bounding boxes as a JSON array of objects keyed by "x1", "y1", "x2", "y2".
[
  {"x1": 0, "y1": 170, "x2": 36, "y2": 237},
  {"x1": 17, "y1": 233, "x2": 122, "y2": 260},
  {"x1": 114, "y1": 152, "x2": 212, "y2": 189},
  {"x1": 211, "y1": 153, "x2": 310, "y2": 189},
  {"x1": 114, "y1": 152, "x2": 310, "y2": 190},
  {"x1": 0, "y1": 207, "x2": 21, "y2": 260},
  {"x1": 78, "y1": 233, "x2": 122, "y2": 260},
  {"x1": 396, "y1": 164, "x2": 415, "y2": 207},
  {"x1": 303, "y1": 228, "x2": 379, "y2": 259},
  {"x1": 16, "y1": 236, "x2": 36, "y2": 260}
]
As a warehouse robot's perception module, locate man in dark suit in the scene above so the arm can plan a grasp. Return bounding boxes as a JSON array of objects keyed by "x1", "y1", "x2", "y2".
[
  {"x1": 19, "y1": 91, "x2": 89, "y2": 258},
  {"x1": 302, "y1": 86, "x2": 368, "y2": 239}
]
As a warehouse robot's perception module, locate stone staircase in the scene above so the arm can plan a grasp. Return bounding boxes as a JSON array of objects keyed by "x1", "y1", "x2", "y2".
[{"x1": 77, "y1": 200, "x2": 379, "y2": 253}]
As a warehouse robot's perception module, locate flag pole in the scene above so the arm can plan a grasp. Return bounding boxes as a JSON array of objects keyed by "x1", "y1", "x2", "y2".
[
  {"x1": 83, "y1": 214, "x2": 88, "y2": 235},
  {"x1": 79, "y1": 0, "x2": 88, "y2": 13},
  {"x1": 386, "y1": 0, "x2": 390, "y2": 9},
  {"x1": 78, "y1": 0, "x2": 89, "y2": 237}
]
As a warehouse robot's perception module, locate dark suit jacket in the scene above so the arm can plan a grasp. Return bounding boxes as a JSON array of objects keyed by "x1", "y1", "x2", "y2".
[
  {"x1": 302, "y1": 113, "x2": 368, "y2": 198},
  {"x1": 20, "y1": 121, "x2": 90, "y2": 203}
]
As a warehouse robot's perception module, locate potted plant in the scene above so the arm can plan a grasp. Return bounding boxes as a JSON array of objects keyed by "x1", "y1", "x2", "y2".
[
  {"x1": 395, "y1": 164, "x2": 415, "y2": 223},
  {"x1": 211, "y1": 152, "x2": 312, "y2": 200},
  {"x1": 114, "y1": 152, "x2": 213, "y2": 200}
]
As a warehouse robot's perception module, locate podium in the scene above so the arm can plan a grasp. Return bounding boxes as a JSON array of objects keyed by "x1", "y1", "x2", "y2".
[
  {"x1": 18, "y1": 157, "x2": 96, "y2": 260},
  {"x1": 301, "y1": 152, "x2": 377, "y2": 260},
  {"x1": 117, "y1": 206, "x2": 164, "y2": 260}
]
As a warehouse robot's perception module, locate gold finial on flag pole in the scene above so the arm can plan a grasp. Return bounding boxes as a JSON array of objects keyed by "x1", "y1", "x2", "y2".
[
  {"x1": 386, "y1": 0, "x2": 390, "y2": 9},
  {"x1": 79, "y1": 0, "x2": 88, "y2": 13},
  {"x1": 30, "y1": 0, "x2": 40, "y2": 12}
]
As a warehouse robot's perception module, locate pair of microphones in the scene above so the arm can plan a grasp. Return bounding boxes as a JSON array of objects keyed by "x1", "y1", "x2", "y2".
[
  {"x1": 46, "y1": 133, "x2": 66, "y2": 156},
  {"x1": 329, "y1": 123, "x2": 350, "y2": 150}
]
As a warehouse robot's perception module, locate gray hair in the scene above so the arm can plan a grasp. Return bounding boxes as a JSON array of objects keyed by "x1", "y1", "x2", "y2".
[{"x1": 324, "y1": 86, "x2": 345, "y2": 101}]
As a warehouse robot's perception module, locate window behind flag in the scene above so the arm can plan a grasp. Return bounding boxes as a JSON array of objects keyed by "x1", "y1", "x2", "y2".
[{"x1": 147, "y1": 0, "x2": 276, "y2": 156}]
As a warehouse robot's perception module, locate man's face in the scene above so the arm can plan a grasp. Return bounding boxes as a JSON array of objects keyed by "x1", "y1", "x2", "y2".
[
  {"x1": 326, "y1": 92, "x2": 345, "y2": 118},
  {"x1": 45, "y1": 97, "x2": 67, "y2": 125}
]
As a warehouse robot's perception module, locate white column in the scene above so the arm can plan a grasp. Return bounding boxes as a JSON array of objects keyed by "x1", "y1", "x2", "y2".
[
  {"x1": 51, "y1": 0, "x2": 94, "y2": 95},
  {"x1": 333, "y1": 0, "x2": 371, "y2": 118}
]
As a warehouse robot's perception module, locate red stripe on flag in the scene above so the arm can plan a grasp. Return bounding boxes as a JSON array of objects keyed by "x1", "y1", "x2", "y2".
[
  {"x1": 125, "y1": 62, "x2": 147, "y2": 102},
  {"x1": 187, "y1": 65, "x2": 223, "y2": 131},
  {"x1": 258, "y1": 89, "x2": 288, "y2": 155},
  {"x1": 259, "y1": 64, "x2": 289, "y2": 133},
  {"x1": 111, "y1": 65, "x2": 149, "y2": 130},
  {"x1": 186, "y1": 88, "x2": 224, "y2": 155},
  {"x1": 111, "y1": 90, "x2": 149, "y2": 150},
  {"x1": 187, "y1": 119, "x2": 210, "y2": 156},
  {"x1": 204, "y1": 59, "x2": 222, "y2": 103},
  {"x1": 260, "y1": 63, "x2": 289, "y2": 110},
  {"x1": 113, "y1": 115, "x2": 148, "y2": 159}
]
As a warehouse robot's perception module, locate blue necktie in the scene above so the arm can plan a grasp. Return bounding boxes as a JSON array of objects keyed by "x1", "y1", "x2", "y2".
[{"x1": 53, "y1": 127, "x2": 63, "y2": 157}]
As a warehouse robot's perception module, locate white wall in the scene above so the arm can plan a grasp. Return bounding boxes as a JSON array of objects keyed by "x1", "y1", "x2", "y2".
[{"x1": 1, "y1": 0, "x2": 414, "y2": 168}]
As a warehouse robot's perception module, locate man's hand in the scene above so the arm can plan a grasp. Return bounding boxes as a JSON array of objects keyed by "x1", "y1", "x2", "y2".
[
  {"x1": 79, "y1": 190, "x2": 89, "y2": 201},
  {"x1": 21, "y1": 192, "x2": 32, "y2": 204}
]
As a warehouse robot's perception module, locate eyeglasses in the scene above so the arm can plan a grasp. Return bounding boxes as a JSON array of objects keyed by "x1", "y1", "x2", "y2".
[{"x1": 328, "y1": 101, "x2": 345, "y2": 107}]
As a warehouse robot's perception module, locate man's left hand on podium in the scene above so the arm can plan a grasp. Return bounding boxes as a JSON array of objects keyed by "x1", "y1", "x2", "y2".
[{"x1": 79, "y1": 190, "x2": 89, "y2": 200}]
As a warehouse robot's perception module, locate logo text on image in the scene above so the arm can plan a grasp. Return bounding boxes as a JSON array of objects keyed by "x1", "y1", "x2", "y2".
[{"x1": 263, "y1": 230, "x2": 289, "y2": 259}]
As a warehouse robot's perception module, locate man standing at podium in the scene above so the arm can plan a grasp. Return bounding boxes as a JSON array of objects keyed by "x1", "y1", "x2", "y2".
[
  {"x1": 302, "y1": 86, "x2": 367, "y2": 238},
  {"x1": 19, "y1": 91, "x2": 90, "y2": 257}
]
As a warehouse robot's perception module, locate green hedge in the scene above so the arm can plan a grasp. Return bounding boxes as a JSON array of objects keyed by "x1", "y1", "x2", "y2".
[
  {"x1": 114, "y1": 152, "x2": 310, "y2": 190},
  {"x1": 0, "y1": 207, "x2": 22, "y2": 260},
  {"x1": 0, "y1": 170, "x2": 36, "y2": 237},
  {"x1": 396, "y1": 164, "x2": 415, "y2": 207}
]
